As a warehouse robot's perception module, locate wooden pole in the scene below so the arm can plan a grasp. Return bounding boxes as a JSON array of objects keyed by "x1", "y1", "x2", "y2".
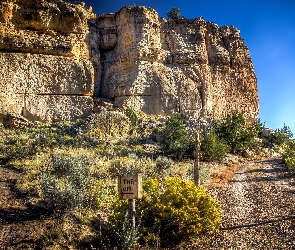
[
  {"x1": 194, "y1": 131, "x2": 200, "y2": 186},
  {"x1": 128, "y1": 199, "x2": 136, "y2": 229}
]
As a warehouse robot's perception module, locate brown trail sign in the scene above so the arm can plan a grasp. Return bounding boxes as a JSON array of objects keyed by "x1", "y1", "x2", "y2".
[
  {"x1": 118, "y1": 174, "x2": 142, "y2": 229},
  {"x1": 118, "y1": 174, "x2": 142, "y2": 200}
]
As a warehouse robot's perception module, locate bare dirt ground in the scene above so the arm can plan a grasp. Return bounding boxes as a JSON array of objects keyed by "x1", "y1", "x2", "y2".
[
  {"x1": 0, "y1": 164, "x2": 54, "y2": 250},
  {"x1": 177, "y1": 158, "x2": 295, "y2": 249},
  {"x1": 0, "y1": 158, "x2": 294, "y2": 249}
]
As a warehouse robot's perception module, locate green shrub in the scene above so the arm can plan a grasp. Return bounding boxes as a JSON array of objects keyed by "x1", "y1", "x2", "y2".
[
  {"x1": 108, "y1": 154, "x2": 174, "y2": 180},
  {"x1": 155, "y1": 156, "x2": 173, "y2": 176},
  {"x1": 160, "y1": 113, "x2": 194, "y2": 158},
  {"x1": 0, "y1": 121, "x2": 97, "y2": 165},
  {"x1": 125, "y1": 107, "x2": 138, "y2": 127},
  {"x1": 70, "y1": 111, "x2": 131, "y2": 139},
  {"x1": 199, "y1": 164, "x2": 211, "y2": 186},
  {"x1": 282, "y1": 141, "x2": 295, "y2": 172},
  {"x1": 267, "y1": 124, "x2": 293, "y2": 146},
  {"x1": 251, "y1": 118, "x2": 265, "y2": 135},
  {"x1": 111, "y1": 177, "x2": 221, "y2": 246},
  {"x1": 213, "y1": 114, "x2": 258, "y2": 154},
  {"x1": 167, "y1": 7, "x2": 183, "y2": 20},
  {"x1": 283, "y1": 150, "x2": 295, "y2": 172},
  {"x1": 200, "y1": 132, "x2": 229, "y2": 161},
  {"x1": 114, "y1": 212, "x2": 141, "y2": 250}
]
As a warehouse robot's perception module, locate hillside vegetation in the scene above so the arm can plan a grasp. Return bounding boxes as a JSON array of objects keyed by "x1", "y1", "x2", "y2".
[{"x1": 0, "y1": 109, "x2": 294, "y2": 249}]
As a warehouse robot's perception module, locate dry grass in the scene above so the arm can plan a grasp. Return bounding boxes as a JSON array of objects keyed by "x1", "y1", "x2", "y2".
[{"x1": 210, "y1": 164, "x2": 239, "y2": 188}]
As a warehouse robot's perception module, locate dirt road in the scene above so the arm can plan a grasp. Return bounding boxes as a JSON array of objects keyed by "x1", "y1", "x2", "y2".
[{"x1": 178, "y1": 158, "x2": 295, "y2": 249}]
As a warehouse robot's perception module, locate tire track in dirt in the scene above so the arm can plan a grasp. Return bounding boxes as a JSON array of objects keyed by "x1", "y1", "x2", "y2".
[{"x1": 221, "y1": 162, "x2": 254, "y2": 227}]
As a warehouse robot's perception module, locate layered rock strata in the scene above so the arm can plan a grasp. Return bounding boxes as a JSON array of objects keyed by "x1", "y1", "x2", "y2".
[
  {"x1": 98, "y1": 6, "x2": 259, "y2": 122},
  {"x1": 0, "y1": 0, "x2": 99, "y2": 121},
  {"x1": 0, "y1": 2, "x2": 259, "y2": 122}
]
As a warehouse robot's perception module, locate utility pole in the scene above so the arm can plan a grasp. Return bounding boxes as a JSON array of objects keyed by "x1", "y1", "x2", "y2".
[{"x1": 194, "y1": 131, "x2": 200, "y2": 186}]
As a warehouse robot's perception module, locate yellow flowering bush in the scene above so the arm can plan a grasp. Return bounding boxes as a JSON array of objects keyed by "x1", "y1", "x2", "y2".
[
  {"x1": 283, "y1": 142, "x2": 295, "y2": 172},
  {"x1": 111, "y1": 177, "x2": 221, "y2": 246}
]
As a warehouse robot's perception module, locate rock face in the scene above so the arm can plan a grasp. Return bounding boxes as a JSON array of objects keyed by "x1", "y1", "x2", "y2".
[
  {"x1": 0, "y1": 0, "x2": 99, "y2": 121},
  {"x1": 98, "y1": 7, "x2": 259, "y2": 122},
  {"x1": 0, "y1": 2, "x2": 259, "y2": 122}
]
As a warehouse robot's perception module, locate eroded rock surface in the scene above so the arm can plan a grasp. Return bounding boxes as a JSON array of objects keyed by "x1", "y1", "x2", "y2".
[
  {"x1": 0, "y1": 0, "x2": 98, "y2": 121},
  {"x1": 98, "y1": 6, "x2": 259, "y2": 122},
  {"x1": 0, "y1": 2, "x2": 259, "y2": 122}
]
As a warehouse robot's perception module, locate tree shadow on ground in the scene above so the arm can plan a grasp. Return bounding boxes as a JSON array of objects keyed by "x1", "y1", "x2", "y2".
[
  {"x1": 229, "y1": 158, "x2": 294, "y2": 183},
  {"x1": 0, "y1": 166, "x2": 56, "y2": 225},
  {"x1": 229, "y1": 175, "x2": 294, "y2": 183},
  {"x1": 0, "y1": 202, "x2": 54, "y2": 224},
  {"x1": 220, "y1": 215, "x2": 295, "y2": 230},
  {"x1": 245, "y1": 167, "x2": 284, "y2": 174}
]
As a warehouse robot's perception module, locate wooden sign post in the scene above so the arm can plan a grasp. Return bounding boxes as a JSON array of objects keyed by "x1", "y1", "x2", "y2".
[
  {"x1": 118, "y1": 174, "x2": 142, "y2": 229},
  {"x1": 194, "y1": 132, "x2": 200, "y2": 186}
]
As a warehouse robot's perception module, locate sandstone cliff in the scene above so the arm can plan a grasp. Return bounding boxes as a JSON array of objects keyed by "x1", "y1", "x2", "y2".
[
  {"x1": 0, "y1": 0, "x2": 99, "y2": 121},
  {"x1": 98, "y1": 6, "x2": 259, "y2": 122},
  {"x1": 0, "y1": 1, "x2": 259, "y2": 122}
]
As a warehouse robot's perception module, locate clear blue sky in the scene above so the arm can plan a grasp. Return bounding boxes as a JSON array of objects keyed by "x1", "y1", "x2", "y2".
[{"x1": 74, "y1": 0, "x2": 295, "y2": 133}]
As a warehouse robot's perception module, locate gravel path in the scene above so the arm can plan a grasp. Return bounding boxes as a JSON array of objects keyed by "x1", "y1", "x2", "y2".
[{"x1": 177, "y1": 158, "x2": 295, "y2": 250}]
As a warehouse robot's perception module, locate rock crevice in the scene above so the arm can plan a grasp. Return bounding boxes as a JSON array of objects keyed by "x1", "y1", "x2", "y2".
[{"x1": 0, "y1": 2, "x2": 259, "y2": 122}]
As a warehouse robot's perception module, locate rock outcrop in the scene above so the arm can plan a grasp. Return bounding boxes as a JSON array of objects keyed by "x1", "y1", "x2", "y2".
[
  {"x1": 98, "y1": 6, "x2": 259, "y2": 122},
  {"x1": 0, "y1": 0, "x2": 99, "y2": 122},
  {"x1": 0, "y1": 2, "x2": 259, "y2": 122}
]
